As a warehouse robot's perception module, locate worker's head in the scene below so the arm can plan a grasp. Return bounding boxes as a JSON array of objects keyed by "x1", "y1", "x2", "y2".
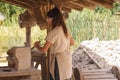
[
  {"x1": 47, "y1": 7, "x2": 64, "y2": 29},
  {"x1": 47, "y1": 7, "x2": 68, "y2": 38}
]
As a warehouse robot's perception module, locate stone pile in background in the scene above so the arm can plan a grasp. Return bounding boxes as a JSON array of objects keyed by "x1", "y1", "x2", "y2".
[{"x1": 72, "y1": 38, "x2": 120, "y2": 70}]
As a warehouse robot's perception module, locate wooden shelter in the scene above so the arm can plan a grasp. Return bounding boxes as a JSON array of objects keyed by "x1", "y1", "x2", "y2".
[
  {"x1": 0, "y1": 0, "x2": 120, "y2": 46},
  {"x1": 0, "y1": 0, "x2": 120, "y2": 45},
  {"x1": 0, "y1": 0, "x2": 120, "y2": 80}
]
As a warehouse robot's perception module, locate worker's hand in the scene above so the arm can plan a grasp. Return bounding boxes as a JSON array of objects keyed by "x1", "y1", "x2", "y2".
[{"x1": 34, "y1": 41, "x2": 40, "y2": 47}]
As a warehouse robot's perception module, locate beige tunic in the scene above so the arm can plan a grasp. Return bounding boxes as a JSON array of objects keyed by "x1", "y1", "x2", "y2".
[{"x1": 46, "y1": 26, "x2": 72, "y2": 80}]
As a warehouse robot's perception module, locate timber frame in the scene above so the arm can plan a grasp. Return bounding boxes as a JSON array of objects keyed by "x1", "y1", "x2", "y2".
[
  {"x1": 0, "y1": 0, "x2": 120, "y2": 63},
  {"x1": 0, "y1": 0, "x2": 120, "y2": 80},
  {"x1": 0, "y1": 0, "x2": 120, "y2": 12}
]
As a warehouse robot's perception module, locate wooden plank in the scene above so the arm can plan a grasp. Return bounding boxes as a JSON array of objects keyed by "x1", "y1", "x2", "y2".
[
  {"x1": 73, "y1": 68, "x2": 81, "y2": 80},
  {"x1": 52, "y1": 0, "x2": 79, "y2": 3},
  {"x1": 82, "y1": 69, "x2": 111, "y2": 73},
  {"x1": 111, "y1": 66, "x2": 120, "y2": 80},
  {"x1": 0, "y1": 68, "x2": 41, "y2": 77},
  {"x1": 84, "y1": 74, "x2": 116, "y2": 79},
  {"x1": 25, "y1": 27, "x2": 31, "y2": 47},
  {"x1": 114, "y1": 0, "x2": 120, "y2": 2},
  {"x1": 87, "y1": 0, "x2": 113, "y2": 9},
  {"x1": 14, "y1": 0, "x2": 32, "y2": 7},
  {"x1": 83, "y1": 72, "x2": 113, "y2": 76},
  {"x1": 63, "y1": 2, "x2": 83, "y2": 11},
  {"x1": 104, "y1": 0, "x2": 114, "y2": 3},
  {"x1": 0, "y1": 0, "x2": 32, "y2": 9},
  {"x1": 69, "y1": 0, "x2": 96, "y2": 10},
  {"x1": 83, "y1": 50, "x2": 104, "y2": 69},
  {"x1": 85, "y1": 79, "x2": 118, "y2": 80},
  {"x1": 62, "y1": 6, "x2": 72, "y2": 13},
  {"x1": 32, "y1": 6, "x2": 47, "y2": 30},
  {"x1": 73, "y1": 67, "x2": 84, "y2": 80}
]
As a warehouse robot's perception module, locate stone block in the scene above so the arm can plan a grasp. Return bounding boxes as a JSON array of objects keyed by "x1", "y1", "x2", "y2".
[{"x1": 12, "y1": 46, "x2": 31, "y2": 71}]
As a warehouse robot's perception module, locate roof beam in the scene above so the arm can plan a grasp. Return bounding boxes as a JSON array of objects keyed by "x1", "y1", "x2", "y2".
[
  {"x1": 63, "y1": 2, "x2": 83, "y2": 11},
  {"x1": 104, "y1": 0, "x2": 114, "y2": 3},
  {"x1": 14, "y1": 0, "x2": 32, "y2": 6},
  {"x1": 62, "y1": 6, "x2": 71, "y2": 13},
  {"x1": 87, "y1": 0, "x2": 113, "y2": 9},
  {"x1": 52, "y1": 0, "x2": 79, "y2": 7},
  {"x1": 13, "y1": 0, "x2": 45, "y2": 9},
  {"x1": 114, "y1": 0, "x2": 120, "y2": 2},
  {"x1": 34, "y1": 0, "x2": 49, "y2": 5},
  {"x1": 52, "y1": 0, "x2": 78, "y2": 3},
  {"x1": 69, "y1": 0, "x2": 96, "y2": 10},
  {"x1": 0, "y1": 0, "x2": 32, "y2": 9}
]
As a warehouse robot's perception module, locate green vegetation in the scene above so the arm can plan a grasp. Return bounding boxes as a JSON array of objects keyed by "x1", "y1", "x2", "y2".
[
  {"x1": 0, "y1": 2, "x2": 120, "y2": 53},
  {"x1": 0, "y1": 2, "x2": 25, "y2": 26},
  {"x1": 67, "y1": 7, "x2": 120, "y2": 48},
  {"x1": 0, "y1": 26, "x2": 46, "y2": 52}
]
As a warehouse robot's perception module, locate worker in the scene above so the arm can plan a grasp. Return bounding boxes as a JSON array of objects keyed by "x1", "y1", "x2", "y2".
[{"x1": 34, "y1": 7, "x2": 74, "y2": 80}]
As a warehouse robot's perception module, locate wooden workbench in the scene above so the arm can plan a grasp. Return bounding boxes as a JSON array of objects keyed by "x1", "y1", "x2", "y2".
[
  {"x1": 31, "y1": 51, "x2": 48, "y2": 80},
  {"x1": 0, "y1": 67, "x2": 41, "y2": 80}
]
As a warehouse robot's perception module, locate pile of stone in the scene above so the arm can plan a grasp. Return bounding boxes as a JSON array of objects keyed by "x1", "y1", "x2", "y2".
[
  {"x1": 0, "y1": 12, "x2": 5, "y2": 21},
  {"x1": 72, "y1": 38, "x2": 120, "y2": 70}
]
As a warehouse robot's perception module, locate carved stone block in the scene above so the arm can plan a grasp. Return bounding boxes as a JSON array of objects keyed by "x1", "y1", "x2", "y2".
[{"x1": 12, "y1": 47, "x2": 31, "y2": 71}]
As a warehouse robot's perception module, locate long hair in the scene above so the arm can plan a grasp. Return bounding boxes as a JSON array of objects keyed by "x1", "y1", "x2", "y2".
[{"x1": 47, "y1": 7, "x2": 68, "y2": 38}]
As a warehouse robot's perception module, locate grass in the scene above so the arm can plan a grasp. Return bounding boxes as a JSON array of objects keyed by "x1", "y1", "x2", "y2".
[{"x1": 67, "y1": 9, "x2": 120, "y2": 48}]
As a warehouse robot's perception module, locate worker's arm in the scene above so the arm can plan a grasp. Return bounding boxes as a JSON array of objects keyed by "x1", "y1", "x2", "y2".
[{"x1": 34, "y1": 41, "x2": 52, "y2": 53}]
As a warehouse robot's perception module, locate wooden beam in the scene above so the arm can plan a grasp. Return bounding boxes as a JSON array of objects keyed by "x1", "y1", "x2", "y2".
[
  {"x1": 13, "y1": 0, "x2": 48, "y2": 9},
  {"x1": 69, "y1": 0, "x2": 96, "y2": 10},
  {"x1": 104, "y1": 0, "x2": 115, "y2": 3},
  {"x1": 114, "y1": 0, "x2": 120, "y2": 2},
  {"x1": 0, "y1": 0, "x2": 32, "y2": 9},
  {"x1": 52, "y1": 0, "x2": 79, "y2": 7},
  {"x1": 52, "y1": 0, "x2": 78, "y2": 3},
  {"x1": 34, "y1": 0, "x2": 49, "y2": 5},
  {"x1": 62, "y1": 6, "x2": 72, "y2": 13},
  {"x1": 32, "y1": 6, "x2": 47, "y2": 30},
  {"x1": 14, "y1": 0, "x2": 32, "y2": 6},
  {"x1": 25, "y1": 27, "x2": 31, "y2": 47},
  {"x1": 87, "y1": 0, "x2": 113, "y2": 9},
  {"x1": 63, "y1": 2, "x2": 83, "y2": 11}
]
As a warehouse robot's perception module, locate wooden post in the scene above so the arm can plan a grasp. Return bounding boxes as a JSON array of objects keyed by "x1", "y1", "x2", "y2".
[
  {"x1": 111, "y1": 66, "x2": 120, "y2": 79},
  {"x1": 47, "y1": 25, "x2": 51, "y2": 80},
  {"x1": 25, "y1": 27, "x2": 31, "y2": 47}
]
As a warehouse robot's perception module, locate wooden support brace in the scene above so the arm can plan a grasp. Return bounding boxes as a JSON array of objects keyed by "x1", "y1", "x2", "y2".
[
  {"x1": 111, "y1": 66, "x2": 120, "y2": 79},
  {"x1": 32, "y1": 6, "x2": 47, "y2": 30},
  {"x1": 73, "y1": 67, "x2": 84, "y2": 80},
  {"x1": 25, "y1": 27, "x2": 31, "y2": 47}
]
